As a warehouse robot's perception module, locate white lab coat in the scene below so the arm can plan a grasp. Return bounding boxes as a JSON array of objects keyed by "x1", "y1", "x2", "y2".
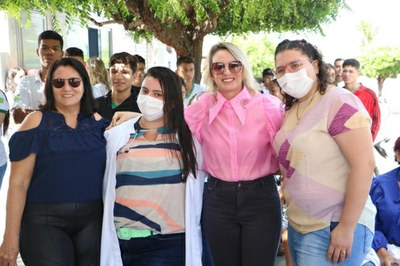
[{"x1": 100, "y1": 116, "x2": 206, "y2": 266}]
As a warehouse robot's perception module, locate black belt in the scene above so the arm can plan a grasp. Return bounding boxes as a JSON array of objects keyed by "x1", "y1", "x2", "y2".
[{"x1": 208, "y1": 174, "x2": 275, "y2": 189}]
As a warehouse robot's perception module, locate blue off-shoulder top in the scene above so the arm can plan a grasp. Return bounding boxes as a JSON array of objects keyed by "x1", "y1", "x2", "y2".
[{"x1": 9, "y1": 111, "x2": 108, "y2": 204}]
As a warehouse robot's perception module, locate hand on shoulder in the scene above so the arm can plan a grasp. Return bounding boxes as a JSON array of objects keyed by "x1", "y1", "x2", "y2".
[{"x1": 106, "y1": 111, "x2": 140, "y2": 130}]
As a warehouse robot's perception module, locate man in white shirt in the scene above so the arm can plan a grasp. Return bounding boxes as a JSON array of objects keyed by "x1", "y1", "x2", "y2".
[
  {"x1": 176, "y1": 56, "x2": 206, "y2": 106},
  {"x1": 12, "y1": 30, "x2": 64, "y2": 123}
]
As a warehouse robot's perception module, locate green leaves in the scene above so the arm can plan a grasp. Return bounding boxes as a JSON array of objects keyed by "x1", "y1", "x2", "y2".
[
  {"x1": 0, "y1": 0, "x2": 346, "y2": 83},
  {"x1": 361, "y1": 47, "x2": 400, "y2": 78},
  {"x1": 1, "y1": 0, "x2": 345, "y2": 36},
  {"x1": 360, "y1": 46, "x2": 400, "y2": 95},
  {"x1": 231, "y1": 33, "x2": 276, "y2": 76}
]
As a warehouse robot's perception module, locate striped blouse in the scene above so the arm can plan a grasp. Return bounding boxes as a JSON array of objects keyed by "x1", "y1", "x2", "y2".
[{"x1": 114, "y1": 122, "x2": 185, "y2": 235}]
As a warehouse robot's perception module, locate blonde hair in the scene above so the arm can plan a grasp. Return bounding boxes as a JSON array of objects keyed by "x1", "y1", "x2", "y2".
[
  {"x1": 87, "y1": 57, "x2": 110, "y2": 88},
  {"x1": 202, "y1": 42, "x2": 259, "y2": 94}
]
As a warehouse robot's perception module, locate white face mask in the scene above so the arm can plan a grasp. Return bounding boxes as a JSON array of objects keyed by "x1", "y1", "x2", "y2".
[
  {"x1": 137, "y1": 94, "x2": 164, "y2": 121},
  {"x1": 277, "y1": 68, "x2": 314, "y2": 99}
]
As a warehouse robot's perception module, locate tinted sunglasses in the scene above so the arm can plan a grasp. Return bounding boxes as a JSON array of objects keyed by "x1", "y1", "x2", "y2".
[
  {"x1": 211, "y1": 61, "x2": 243, "y2": 75},
  {"x1": 51, "y1": 78, "x2": 81, "y2": 88}
]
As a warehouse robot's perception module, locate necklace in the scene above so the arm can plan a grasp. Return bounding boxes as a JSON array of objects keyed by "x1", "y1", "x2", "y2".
[
  {"x1": 120, "y1": 131, "x2": 140, "y2": 154},
  {"x1": 296, "y1": 90, "x2": 318, "y2": 123}
]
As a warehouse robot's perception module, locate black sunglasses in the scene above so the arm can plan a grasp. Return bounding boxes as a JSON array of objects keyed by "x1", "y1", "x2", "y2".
[
  {"x1": 51, "y1": 78, "x2": 81, "y2": 89},
  {"x1": 211, "y1": 61, "x2": 243, "y2": 75}
]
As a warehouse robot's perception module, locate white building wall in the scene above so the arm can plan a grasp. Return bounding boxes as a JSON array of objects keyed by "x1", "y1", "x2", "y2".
[
  {"x1": 107, "y1": 23, "x2": 177, "y2": 69},
  {"x1": 0, "y1": 12, "x2": 12, "y2": 91}
]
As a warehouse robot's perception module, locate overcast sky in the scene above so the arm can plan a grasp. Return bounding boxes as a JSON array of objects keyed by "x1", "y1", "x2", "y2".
[{"x1": 271, "y1": 0, "x2": 400, "y2": 64}]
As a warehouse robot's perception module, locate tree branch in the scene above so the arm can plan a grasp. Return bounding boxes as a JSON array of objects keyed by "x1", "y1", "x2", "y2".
[
  {"x1": 88, "y1": 17, "x2": 117, "y2": 27},
  {"x1": 124, "y1": 0, "x2": 191, "y2": 53}
]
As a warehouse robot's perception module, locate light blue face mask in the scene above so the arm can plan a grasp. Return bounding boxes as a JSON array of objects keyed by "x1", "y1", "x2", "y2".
[{"x1": 277, "y1": 68, "x2": 314, "y2": 99}]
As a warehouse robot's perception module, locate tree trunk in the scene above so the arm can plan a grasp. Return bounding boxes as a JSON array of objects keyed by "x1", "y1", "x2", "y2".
[
  {"x1": 377, "y1": 76, "x2": 385, "y2": 97},
  {"x1": 174, "y1": 38, "x2": 204, "y2": 84},
  {"x1": 152, "y1": 34, "x2": 205, "y2": 84},
  {"x1": 122, "y1": 1, "x2": 217, "y2": 85}
]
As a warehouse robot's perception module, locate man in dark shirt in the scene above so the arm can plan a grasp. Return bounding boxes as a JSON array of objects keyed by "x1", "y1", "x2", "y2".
[{"x1": 96, "y1": 52, "x2": 140, "y2": 121}]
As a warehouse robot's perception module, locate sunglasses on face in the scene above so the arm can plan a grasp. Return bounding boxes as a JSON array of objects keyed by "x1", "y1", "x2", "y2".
[
  {"x1": 51, "y1": 78, "x2": 81, "y2": 88},
  {"x1": 210, "y1": 61, "x2": 243, "y2": 75}
]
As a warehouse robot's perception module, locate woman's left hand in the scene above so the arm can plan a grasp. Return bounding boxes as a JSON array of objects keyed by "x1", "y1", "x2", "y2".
[
  {"x1": 326, "y1": 127, "x2": 374, "y2": 264},
  {"x1": 326, "y1": 223, "x2": 354, "y2": 264},
  {"x1": 106, "y1": 111, "x2": 140, "y2": 130}
]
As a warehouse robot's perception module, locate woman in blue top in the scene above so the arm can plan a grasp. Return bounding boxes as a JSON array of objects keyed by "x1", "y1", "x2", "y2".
[
  {"x1": 0, "y1": 58, "x2": 108, "y2": 266},
  {"x1": 369, "y1": 136, "x2": 400, "y2": 266}
]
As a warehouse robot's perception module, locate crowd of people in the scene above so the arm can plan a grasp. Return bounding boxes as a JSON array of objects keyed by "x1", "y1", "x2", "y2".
[{"x1": 0, "y1": 29, "x2": 397, "y2": 266}]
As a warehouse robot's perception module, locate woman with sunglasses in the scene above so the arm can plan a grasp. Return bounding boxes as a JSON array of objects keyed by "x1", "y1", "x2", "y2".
[
  {"x1": 272, "y1": 39, "x2": 376, "y2": 266},
  {"x1": 0, "y1": 57, "x2": 107, "y2": 265},
  {"x1": 184, "y1": 42, "x2": 284, "y2": 265}
]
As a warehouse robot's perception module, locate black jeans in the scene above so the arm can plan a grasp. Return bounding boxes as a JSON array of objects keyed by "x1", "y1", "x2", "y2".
[
  {"x1": 203, "y1": 175, "x2": 282, "y2": 266},
  {"x1": 119, "y1": 233, "x2": 185, "y2": 266},
  {"x1": 20, "y1": 200, "x2": 103, "y2": 266}
]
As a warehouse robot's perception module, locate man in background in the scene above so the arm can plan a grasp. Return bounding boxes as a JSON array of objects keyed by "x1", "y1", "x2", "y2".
[
  {"x1": 12, "y1": 30, "x2": 64, "y2": 123},
  {"x1": 334, "y1": 58, "x2": 344, "y2": 86},
  {"x1": 342, "y1": 58, "x2": 381, "y2": 141},
  {"x1": 65, "y1": 47, "x2": 85, "y2": 64},
  {"x1": 261, "y1": 68, "x2": 275, "y2": 94},
  {"x1": 132, "y1": 54, "x2": 146, "y2": 92},
  {"x1": 176, "y1": 56, "x2": 205, "y2": 106},
  {"x1": 96, "y1": 52, "x2": 140, "y2": 121}
]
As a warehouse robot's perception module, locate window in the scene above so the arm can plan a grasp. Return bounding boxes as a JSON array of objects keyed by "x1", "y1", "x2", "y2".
[
  {"x1": 20, "y1": 12, "x2": 46, "y2": 70},
  {"x1": 88, "y1": 27, "x2": 111, "y2": 66}
]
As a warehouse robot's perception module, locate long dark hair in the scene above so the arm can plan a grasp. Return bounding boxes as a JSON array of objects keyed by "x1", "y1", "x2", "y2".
[
  {"x1": 144, "y1": 67, "x2": 197, "y2": 179},
  {"x1": 41, "y1": 57, "x2": 96, "y2": 115},
  {"x1": 274, "y1": 39, "x2": 329, "y2": 110}
]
